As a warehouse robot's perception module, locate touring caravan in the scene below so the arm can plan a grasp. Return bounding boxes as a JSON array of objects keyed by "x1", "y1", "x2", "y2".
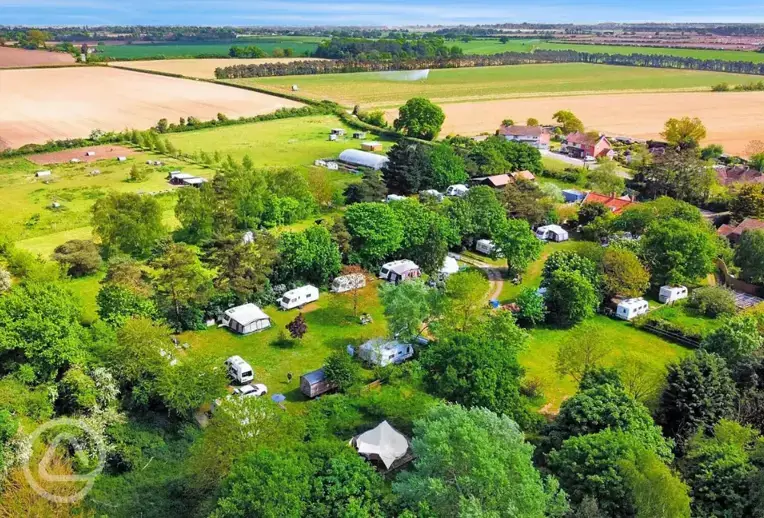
[
  {"x1": 616, "y1": 298, "x2": 649, "y2": 321},
  {"x1": 535, "y1": 225, "x2": 569, "y2": 242},
  {"x1": 446, "y1": 184, "x2": 469, "y2": 197},
  {"x1": 476, "y1": 239, "x2": 497, "y2": 256},
  {"x1": 280, "y1": 285, "x2": 319, "y2": 310},
  {"x1": 221, "y1": 303, "x2": 271, "y2": 334},
  {"x1": 378, "y1": 260, "x2": 421, "y2": 283},
  {"x1": 358, "y1": 339, "x2": 414, "y2": 367},
  {"x1": 659, "y1": 286, "x2": 688, "y2": 305},
  {"x1": 331, "y1": 274, "x2": 367, "y2": 294}
]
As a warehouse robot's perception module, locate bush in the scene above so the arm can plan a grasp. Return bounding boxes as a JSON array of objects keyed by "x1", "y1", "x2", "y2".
[
  {"x1": 52, "y1": 239, "x2": 102, "y2": 277},
  {"x1": 688, "y1": 286, "x2": 737, "y2": 318}
]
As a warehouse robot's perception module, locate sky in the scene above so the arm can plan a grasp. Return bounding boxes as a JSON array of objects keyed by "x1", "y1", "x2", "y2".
[{"x1": 2, "y1": 0, "x2": 764, "y2": 26}]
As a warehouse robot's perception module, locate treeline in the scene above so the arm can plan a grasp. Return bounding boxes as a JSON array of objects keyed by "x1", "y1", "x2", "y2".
[
  {"x1": 313, "y1": 36, "x2": 463, "y2": 60},
  {"x1": 216, "y1": 48, "x2": 764, "y2": 79}
]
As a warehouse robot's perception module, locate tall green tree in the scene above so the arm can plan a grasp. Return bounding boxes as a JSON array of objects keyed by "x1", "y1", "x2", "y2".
[
  {"x1": 207, "y1": 232, "x2": 277, "y2": 305},
  {"x1": 92, "y1": 193, "x2": 165, "y2": 258},
  {"x1": 544, "y1": 269, "x2": 599, "y2": 327},
  {"x1": 380, "y1": 280, "x2": 441, "y2": 341},
  {"x1": 393, "y1": 97, "x2": 445, "y2": 140},
  {"x1": 601, "y1": 248, "x2": 650, "y2": 298},
  {"x1": 389, "y1": 199, "x2": 453, "y2": 274},
  {"x1": 175, "y1": 183, "x2": 217, "y2": 244},
  {"x1": 641, "y1": 218, "x2": 718, "y2": 286},
  {"x1": 394, "y1": 404, "x2": 568, "y2": 518},
  {"x1": 553, "y1": 110, "x2": 585, "y2": 134},
  {"x1": 736, "y1": 228, "x2": 764, "y2": 283},
  {"x1": 382, "y1": 141, "x2": 430, "y2": 194},
  {"x1": 661, "y1": 116, "x2": 707, "y2": 149},
  {"x1": 276, "y1": 226, "x2": 341, "y2": 286},
  {"x1": 52, "y1": 239, "x2": 102, "y2": 277},
  {"x1": 344, "y1": 169, "x2": 387, "y2": 204},
  {"x1": 427, "y1": 143, "x2": 468, "y2": 190},
  {"x1": 702, "y1": 315, "x2": 763, "y2": 367},
  {"x1": 730, "y1": 183, "x2": 764, "y2": 222},
  {"x1": 344, "y1": 203, "x2": 404, "y2": 269},
  {"x1": 152, "y1": 244, "x2": 214, "y2": 330},
  {"x1": 633, "y1": 149, "x2": 715, "y2": 204},
  {"x1": 493, "y1": 218, "x2": 543, "y2": 276}
]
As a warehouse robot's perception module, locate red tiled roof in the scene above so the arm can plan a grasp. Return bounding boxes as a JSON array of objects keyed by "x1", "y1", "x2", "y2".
[
  {"x1": 511, "y1": 170, "x2": 536, "y2": 181},
  {"x1": 718, "y1": 218, "x2": 764, "y2": 240},
  {"x1": 716, "y1": 165, "x2": 764, "y2": 186},
  {"x1": 483, "y1": 174, "x2": 512, "y2": 187},
  {"x1": 498, "y1": 125, "x2": 548, "y2": 137},
  {"x1": 582, "y1": 192, "x2": 636, "y2": 214}
]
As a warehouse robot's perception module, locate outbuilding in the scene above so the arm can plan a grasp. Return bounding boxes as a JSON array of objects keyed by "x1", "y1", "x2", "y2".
[
  {"x1": 331, "y1": 273, "x2": 367, "y2": 294},
  {"x1": 659, "y1": 286, "x2": 688, "y2": 305},
  {"x1": 616, "y1": 298, "x2": 649, "y2": 321},
  {"x1": 535, "y1": 225, "x2": 569, "y2": 242},
  {"x1": 35, "y1": 170, "x2": 52, "y2": 178},
  {"x1": 378, "y1": 260, "x2": 421, "y2": 283},
  {"x1": 562, "y1": 189, "x2": 586, "y2": 203},
  {"x1": 339, "y1": 149, "x2": 389, "y2": 170},
  {"x1": 221, "y1": 303, "x2": 271, "y2": 334},
  {"x1": 169, "y1": 172, "x2": 195, "y2": 185},
  {"x1": 300, "y1": 368, "x2": 336, "y2": 398},
  {"x1": 361, "y1": 141, "x2": 383, "y2": 152},
  {"x1": 279, "y1": 285, "x2": 319, "y2": 310},
  {"x1": 351, "y1": 420, "x2": 411, "y2": 471},
  {"x1": 358, "y1": 338, "x2": 414, "y2": 367},
  {"x1": 181, "y1": 177, "x2": 207, "y2": 187},
  {"x1": 353, "y1": 131, "x2": 367, "y2": 139}
]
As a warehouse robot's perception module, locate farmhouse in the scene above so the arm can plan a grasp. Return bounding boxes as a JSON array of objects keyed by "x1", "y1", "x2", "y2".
[
  {"x1": 358, "y1": 339, "x2": 414, "y2": 367},
  {"x1": 351, "y1": 420, "x2": 412, "y2": 471},
  {"x1": 378, "y1": 260, "x2": 421, "y2": 283},
  {"x1": 715, "y1": 164, "x2": 764, "y2": 186},
  {"x1": 300, "y1": 368, "x2": 336, "y2": 398},
  {"x1": 583, "y1": 192, "x2": 636, "y2": 215},
  {"x1": 497, "y1": 124, "x2": 551, "y2": 150},
  {"x1": 339, "y1": 149, "x2": 389, "y2": 170},
  {"x1": 563, "y1": 132, "x2": 613, "y2": 159},
  {"x1": 220, "y1": 303, "x2": 271, "y2": 335},
  {"x1": 718, "y1": 218, "x2": 764, "y2": 244}
]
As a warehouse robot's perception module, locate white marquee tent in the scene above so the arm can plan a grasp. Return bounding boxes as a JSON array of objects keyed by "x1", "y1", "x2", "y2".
[{"x1": 352, "y1": 420, "x2": 410, "y2": 469}]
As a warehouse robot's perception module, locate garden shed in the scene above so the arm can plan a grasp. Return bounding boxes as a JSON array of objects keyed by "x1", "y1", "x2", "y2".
[{"x1": 300, "y1": 368, "x2": 336, "y2": 398}]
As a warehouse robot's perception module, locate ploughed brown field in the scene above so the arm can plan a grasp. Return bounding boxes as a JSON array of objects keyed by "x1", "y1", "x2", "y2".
[
  {"x1": 0, "y1": 46, "x2": 76, "y2": 68},
  {"x1": 110, "y1": 57, "x2": 326, "y2": 79},
  {"x1": 26, "y1": 144, "x2": 136, "y2": 165},
  {"x1": 386, "y1": 91, "x2": 764, "y2": 157},
  {"x1": 0, "y1": 67, "x2": 304, "y2": 150}
]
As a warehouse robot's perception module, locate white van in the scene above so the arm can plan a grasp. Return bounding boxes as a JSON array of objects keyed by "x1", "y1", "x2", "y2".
[
  {"x1": 280, "y1": 285, "x2": 319, "y2": 310},
  {"x1": 225, "y1": 355, "x2": 254, "y2": 384},
  {"x1": 331, "y1": 274, "x2": 366, "y2": 294},
  {"x1": 616, "y1": 298, "x2": 649, "y2": 321}
]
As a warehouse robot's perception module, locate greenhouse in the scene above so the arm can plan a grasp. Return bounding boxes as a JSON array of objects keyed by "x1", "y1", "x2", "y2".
[{"x1": 338, "y1": 149, "x2": 389, "y2": 170}]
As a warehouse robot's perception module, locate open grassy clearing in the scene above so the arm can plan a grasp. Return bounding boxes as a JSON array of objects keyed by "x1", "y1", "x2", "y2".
[
  {"x1": 99, "y1": 37, "x2": 322, "y2": 59},
  {"x1": 236, "y1": 63, "x2": 759, "y2": 108},
  {"x1": 455, "y1": 37, "x2": 764, "y2": 62}
]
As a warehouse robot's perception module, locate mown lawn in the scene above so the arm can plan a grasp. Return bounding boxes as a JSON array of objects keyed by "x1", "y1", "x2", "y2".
[
  {"x1": 498, "y1": 240, "x2": 579, "y2": 302},
  {"x1": 521, "y1": 315, "x2": 690, "y2": 412},
  {"x1": 238, "y1": 63, "x2": 761, "y2": 108},
  {"x1": 177, "y1": 283, "x2": 389, "y2": 412},
  {"x1": 455, "y1": 38, "x2": 764, "y2": 63}
]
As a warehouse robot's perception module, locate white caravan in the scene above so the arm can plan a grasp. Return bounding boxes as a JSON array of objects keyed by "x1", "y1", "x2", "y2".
[
  {"x1": 280, "y1": 285, "x2": 319, "y2": 310},
  {"x1": 616, "y1": 298, "x2": 649, "y2": 321}
]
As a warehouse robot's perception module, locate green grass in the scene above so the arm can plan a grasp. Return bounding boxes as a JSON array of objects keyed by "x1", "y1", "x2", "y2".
[
  {"x1": 68, "y1": 273, "x2": 104, "y2": 325},
  {"x1": 177, "y1": 283, "x2": 388, "y2": 412},
  {"x1": 498, "y1": 240, "x2": 579, "y2": 302},
  {"x1": 456, "y1": 38, "x2": 764, "y2": 63},
  {"x1": 647, "y1": 302, "x2": 724, "y2": 337},
  {"x1": 521, "y1": 315, "x2": 689, "y2": 412},
  {"x1": 99, "y1": 37, "x2": 322, "y2": 60},
  {"x1": 236, "y1": 63, "x2": 762, "y2": 108}
]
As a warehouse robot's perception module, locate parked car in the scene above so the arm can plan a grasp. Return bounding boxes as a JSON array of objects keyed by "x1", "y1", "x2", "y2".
[
  {"x1": 233, "y1": 383, "x2": 268, "y2": 397},
  {"x1": 225, "y1": 355, "x2": 254, "y2": 384}
]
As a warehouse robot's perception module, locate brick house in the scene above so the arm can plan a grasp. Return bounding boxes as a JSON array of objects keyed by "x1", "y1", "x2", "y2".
[
  {"x1": 718, "y1": 218, "x2": 764, "y2": 244},
  {"x1": 715, "y1": 165, "x2": 764, "y2": 186},
  {"x1": 563, "y1": 132, "x2": 613, "y2": 159},
  {"x1": 582, "y1": 192, "x2": 636, "y2": 215},
  {"x1": 497, "y1": 125, "x2": 551, "y2": 150}
]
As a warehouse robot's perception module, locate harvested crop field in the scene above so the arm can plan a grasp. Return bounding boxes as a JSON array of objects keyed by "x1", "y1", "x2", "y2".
[
  {"x1": 240, "y1": 63, "x2": 760, "y2": 108},
  {"x1": 111, "y1": 57, "x2": 326, "y2": 79},
  {"x1": 26, "y1": 144, "x2": 136, "y2": 165},
  {"x1": 411, "y1": 91, "x2": 764, "y2": 157},
  {"x1": 0, "y1": 67, "x2": 303, "y2": 150},
  {"x1": 0, "y1": 46, "x2": 76, "y2": 68}
]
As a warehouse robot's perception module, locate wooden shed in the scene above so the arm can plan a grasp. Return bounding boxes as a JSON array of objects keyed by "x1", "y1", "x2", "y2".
[{"x1": 300, "y1": 368, "x2": 336, "y2": 398}]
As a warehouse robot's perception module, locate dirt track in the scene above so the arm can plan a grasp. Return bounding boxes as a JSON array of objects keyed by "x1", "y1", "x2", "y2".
[
  {"x1": 427, "y1": 91, "x2": 764, "y2": 156},
  {"x1": 110, "y1": 58, "x2": 326, "y2": 79},
  {"x1": 0, "y1": 67, "x2": 304, "y2": 150},
  {"x1": 0, "y1": 46, "x2": 76, "y2": 68}
]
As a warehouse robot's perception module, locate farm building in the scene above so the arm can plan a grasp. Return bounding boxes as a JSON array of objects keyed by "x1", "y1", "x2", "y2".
[
  {"x1": 659, "y1": 286, "x2": 688, "y2": 305},
  {"x1": 562, "y1": 189, "x2": 586, "y2": 203},
  {"x1": 497, "y1": 125, "x2": 551, "y2": 150},
  {"x1": 535, "y1": 225, "x2": 569, "y2": 242},
  {"x1": 35, "y1": 170, "x2": 52, "y2": 178},
  {"x1": 583, "y1": 192, "x2": 636, "y2": 215},
  {"x1": 475, "y1": 174, "x2": 511, "y2": 189},
  {"x1": 339, "y1": 149, "x2": 389, "y2": 170},
  {"x1": 358, "y1": 339, "x2": 414, "y2": 367},
  {"x1": 446, "y1": 184, "x2": 469, "y2": 197},
  {"x1": 718, "y1": 218, "x2": 764, "y2": 244},
  {"x1": 220, "y1": 303, "x2": 271, "y2": 335},
  {"x1": 361, "y1": 141, "x2": 383, "y2": 152},
  {"x1": 563, "y1": 132, "x2": 613, "y2": 159},
  {"x1": 169, "y1": 172, "x2": 196, "y2": 185},
  {"x1": 300, "y1": 368, "x2": 336, "y2": 398},
  {"x1": 331, "y1": 273, "x2": 366, "y2": 294},
  {"x1": 378, "y1": 260, "x2": 421, "y2": 283},
  {"x1": 351, "y1": 420, "x2": 411, "y2": 471},
  {"x1": 353, "y1": 131, "x2": 367, "y2": 139},
  {"x1": 616, "y1": 298, "x2": 649, "y2": 321}
]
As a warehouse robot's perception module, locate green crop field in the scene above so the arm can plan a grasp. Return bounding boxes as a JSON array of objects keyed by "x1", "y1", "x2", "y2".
[
  {"x1": 99, "y1": 36, "x2": 323, "y2": 59},
  {"x1": 455, "y1": 37, "x2": 764, "y2": 63},
  {"x1": 236, "y1": 63, "x2": 759, "y2": 108}
]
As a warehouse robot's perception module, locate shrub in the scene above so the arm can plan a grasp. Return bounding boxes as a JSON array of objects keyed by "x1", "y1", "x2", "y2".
[
  {"x1": 52, "y1": 239, "x2": 102, "y2": 277},
  {"x1": 688, "y1": 286, "x2": 737, "y2": 318}
]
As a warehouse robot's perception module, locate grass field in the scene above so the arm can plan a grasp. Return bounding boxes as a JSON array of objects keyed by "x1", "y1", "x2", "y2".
[
  {"x1": 237, "y1": 63, "x2": 760, "y2": 108},
  {"x1": 455, "y1": 38, "x2": 764, "y2": 63},
  {"x1": 99, "y1": 37, "x2": 322, "y2": 60}
]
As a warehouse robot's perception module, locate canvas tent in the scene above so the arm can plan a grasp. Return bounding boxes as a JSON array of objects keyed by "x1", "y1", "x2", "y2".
[
  {"x1": 221, "y1": 303, "x2": 271, "y2": 334},
  {"x1": 351, "y1": 420, "x2": 410, "y2": 469},
  {"x1": 439, "y1": 256, "x2": 459, "y2": 279}
]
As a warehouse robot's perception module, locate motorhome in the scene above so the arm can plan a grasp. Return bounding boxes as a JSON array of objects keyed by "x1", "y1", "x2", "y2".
[
  {"x1": 331, "y1": 274, "x2": 366, "y2": 294},
  {"x1": 280, "y1": 285, "x2": 319, "y2": 310},
  {"x1": 225, "y1": 355, "x2": 254, "y2": 384}
]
